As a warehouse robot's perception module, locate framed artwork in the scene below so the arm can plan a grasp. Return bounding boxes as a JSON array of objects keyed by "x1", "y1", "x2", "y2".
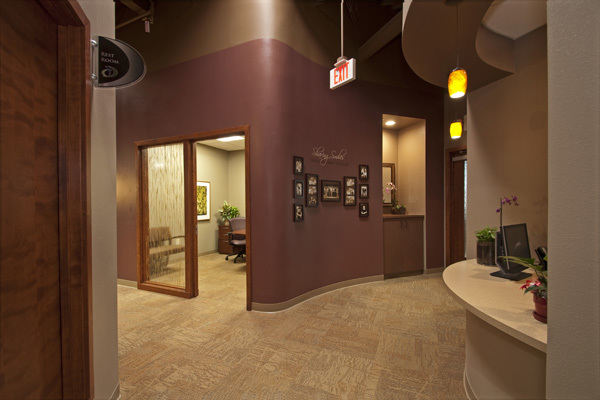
[
  {"x1": 293, "y1": 204, "x2": 304, "y2": 222},
  {"x1": 306, "y1": 173, "x2": 319, "y2": 207},
  {"x1": 359, "y1": 202, "x2": 369, "y2": 217},
  {"x1": 359, "y1": 164, "x2": 369, "y2": 181},
  {"x1": 293, "y1": 156, "x2": 304, "y2": 175},
  {"x1": 293, "y1": 179, "x2": 304, "y2": 199},
  {"x1": 343, "y1": 176, "x2": 356, "y2": 206},
  {"x1": 359, "y1": 183, "x2": 369, "y2": 199},
  {"x1": 321, "y1": 180, "x2": 341, "y2": 202},
  {"x1": 196, "y1": 181, "x2": 210, "y2": 221}
]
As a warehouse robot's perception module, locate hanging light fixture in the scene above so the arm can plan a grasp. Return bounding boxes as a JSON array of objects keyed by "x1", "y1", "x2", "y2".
[
  {"x1": 450, "y1": 119, "x2": 463, "y2": 140},
  {"x1": 448, "y1": 2, "x2": 467, "y2": 99}
]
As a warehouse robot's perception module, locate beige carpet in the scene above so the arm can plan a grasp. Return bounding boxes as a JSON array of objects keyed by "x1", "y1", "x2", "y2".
[{"x1": 118, "y1": 253, "x2": 467, "y2": 399}]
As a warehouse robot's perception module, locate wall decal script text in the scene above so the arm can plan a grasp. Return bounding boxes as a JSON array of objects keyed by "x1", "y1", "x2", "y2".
[{"x1": 312, "y1": 146, "x2": 348, "y2": 167}]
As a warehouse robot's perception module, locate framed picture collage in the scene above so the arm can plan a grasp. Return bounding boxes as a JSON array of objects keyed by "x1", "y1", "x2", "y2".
[{"x1": 292, "y1": 156, "x2": 369, "y2": 222}]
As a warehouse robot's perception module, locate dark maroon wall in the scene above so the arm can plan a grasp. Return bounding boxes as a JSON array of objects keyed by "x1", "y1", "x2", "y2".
[{"x1": 117, "y1": 39, "x2": 444, "y2": 303}]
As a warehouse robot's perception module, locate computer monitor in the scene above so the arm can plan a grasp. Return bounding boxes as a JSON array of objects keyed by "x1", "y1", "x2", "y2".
[{"x1": 491, "y1": 223, "x2": 532, "y2": 281}]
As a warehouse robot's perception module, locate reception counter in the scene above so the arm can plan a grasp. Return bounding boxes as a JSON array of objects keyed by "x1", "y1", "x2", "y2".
[{"x1": 443, "y1": 260, "x2": 547, "y2": 399}]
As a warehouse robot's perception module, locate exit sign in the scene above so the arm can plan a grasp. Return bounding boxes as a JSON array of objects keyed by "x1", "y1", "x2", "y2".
[{"x1": 329, "y1": 58, "x2": 356, "y2": 90}]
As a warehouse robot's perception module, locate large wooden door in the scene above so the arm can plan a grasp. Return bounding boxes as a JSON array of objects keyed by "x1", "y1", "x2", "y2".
[
  {"x1": 0, "y1": 0, "x2": 92, "y2": 398},
  {"x1": 446, "y1": 148, "x2": 467, "y2": 266}
]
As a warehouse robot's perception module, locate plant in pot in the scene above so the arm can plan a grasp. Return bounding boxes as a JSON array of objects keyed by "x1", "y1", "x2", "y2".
[
  {"x1": 392, "y1": 202, "x2": 407, "y2": 215},
  {"x1": 502, "y1": 255, "x2": 548, "y2": 323},
  {"x1": 475, "y1": 227, "x2": 496, "y2": 265},
  {"x1": 218, "y1": 201, "x2": 240, "y2": 226}
]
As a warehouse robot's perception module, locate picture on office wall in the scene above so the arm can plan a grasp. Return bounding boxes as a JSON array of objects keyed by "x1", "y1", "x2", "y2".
[
  {"x1": 294, "y1": 204, "x2": 304, "y2": 222},
  {"x1": 359, "y1": 164, "x2": 369, "y2": 181},
  {"x1": 359, "y1": 202, "x2": 369, "y2": 217},
  {"x1": 293, "y1": 156, "x2": 304, "y2": 175},
  {"x1": 196, "y1": 181, "x2": 210, "y2": 221},
  {"x1": 321, "y1": 180, "x2": 341, "y2": 202},
  {"x1": 343, "y1": 176, "x2": 357, "y2": 206},
  {"x1": 306, "y1": 173, "x2": 319, "y2": 207},
  {"x1": 294, "y1": 179, "x2": 304, "y2": 199},
  {"x1": 359, "y1": 183, "x2": 369, "y2": 199}
]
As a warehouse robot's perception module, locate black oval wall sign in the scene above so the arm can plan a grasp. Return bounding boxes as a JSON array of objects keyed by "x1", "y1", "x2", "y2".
[{"x1": 96, "y1": 36, "x2": 145, "y2": 88}]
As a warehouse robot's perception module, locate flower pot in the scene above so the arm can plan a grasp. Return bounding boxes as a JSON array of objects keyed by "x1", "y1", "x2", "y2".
[
  {"x1": 476, "y1": 240, "x2": 495, "y2": 265},
  {"x1": 391, "y1": 207, "x2": 400, "y2": 214},
  {"x1": 533, "y1": 293, "x2": 547, "y2": 323}
]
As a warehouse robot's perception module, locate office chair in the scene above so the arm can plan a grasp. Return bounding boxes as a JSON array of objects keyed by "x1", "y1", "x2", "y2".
[{"x1": 226, "y1": 217, "x2": 246, "y2": 263}]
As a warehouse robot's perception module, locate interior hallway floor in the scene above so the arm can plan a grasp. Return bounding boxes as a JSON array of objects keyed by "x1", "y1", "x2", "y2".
[{"x1": 118, "y1": 253, "x2": 467, "y2": 399}]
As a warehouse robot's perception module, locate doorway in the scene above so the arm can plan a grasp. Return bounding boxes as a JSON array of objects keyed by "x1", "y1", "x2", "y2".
[
  {"x1": 136, "y1": 126, "x2": 252, "y2": 308},
  {"x1": 446, "y1": 147, "x2": 467, "y2": 266},
  {"x1": 0, "y1": 0, "x2": 92, "y2": 398}
]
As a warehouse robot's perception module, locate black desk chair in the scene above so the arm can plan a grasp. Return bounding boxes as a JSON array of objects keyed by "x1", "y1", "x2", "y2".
[{"x1": 226, "y1": 217, "x2": 246, "y2": 263}]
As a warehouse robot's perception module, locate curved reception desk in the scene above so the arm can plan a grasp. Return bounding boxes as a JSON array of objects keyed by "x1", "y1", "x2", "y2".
[{"x1": 443, "y1": 260, "x2": 547, "y2": 400}]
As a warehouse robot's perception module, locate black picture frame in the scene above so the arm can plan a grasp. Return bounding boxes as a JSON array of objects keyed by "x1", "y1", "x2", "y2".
[
  {"x1": 359, "y1": 202, "x2": 369, "y2": 217},
  {"x1": 359, "y1": 183, "x2": 369, "y2": 199},
  {"x1": 305, "y1": 174, "x2": 319, "y2": 207},
  {"x1": 293, "y1": 179, "x2": 304, "y2": 199},
  {"x1": 321, "y1": 180, "x2": 341, "y2": 202},
  {"x1": 293, "y1": 204, "x2": 304, "y2": 222},
  {"x1": 343, "y1": 176, "x2": 356, "y2": 206},
  {"x1": 293, "y1": 156, "x2": 304, "y2": 175},
  {"x1": 359, "y1": 164, "x2": 369, "y2": 181}
]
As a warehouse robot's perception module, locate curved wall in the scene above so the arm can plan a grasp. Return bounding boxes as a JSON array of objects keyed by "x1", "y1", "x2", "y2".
[{"x1": 117, "y1": 3, "x2": 445, "y2": 305}]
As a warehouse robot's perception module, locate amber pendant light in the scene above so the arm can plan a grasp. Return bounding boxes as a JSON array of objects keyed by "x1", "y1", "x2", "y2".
[
  {"x1": 448, "y1": 2, "x2": 467, "y2": 99},
  {"x1": 450, "y1": 119, "x2": 463, "y2": 140}
]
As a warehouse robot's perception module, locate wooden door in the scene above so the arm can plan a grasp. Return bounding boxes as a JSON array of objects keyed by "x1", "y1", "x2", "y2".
[
  {"x1": 446, "y1": 148, "x2": 467, "y2": 265},
  {"x1": 0, "y1": 0, "x2": 92, "y2": 398}
]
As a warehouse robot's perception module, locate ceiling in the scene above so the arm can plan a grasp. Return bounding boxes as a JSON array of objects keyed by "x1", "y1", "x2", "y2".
[
  {"x1": 382, "y1": 114, "x2": 423, "y2": 130},
  {"x1": 198, "y1": 136, "x2": 245, "y2": 152},
  {"x1": 482, "y1": 0, "x2": 547, "y2": 40}
]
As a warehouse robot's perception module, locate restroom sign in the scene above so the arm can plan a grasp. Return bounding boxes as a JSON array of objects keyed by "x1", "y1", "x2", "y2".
[{"x1": 329, "y1": 58, "x2": 356, "y2": 90}]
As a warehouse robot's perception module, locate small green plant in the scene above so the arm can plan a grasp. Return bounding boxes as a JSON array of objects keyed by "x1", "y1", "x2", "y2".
[
  {"x1": 501, "y1": 256, "x2": 548, "y2": 300},
  {"x1": 218, "y1": 201, "x2": 240, "y2": 224},
  {"x1": 475, "y1": 227, "x2": 496, "y2": 242}
]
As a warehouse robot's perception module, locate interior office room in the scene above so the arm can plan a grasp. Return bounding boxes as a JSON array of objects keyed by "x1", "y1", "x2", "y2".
[{"x1": 0, "y1": 1, "x2": 599, "y2": 400}]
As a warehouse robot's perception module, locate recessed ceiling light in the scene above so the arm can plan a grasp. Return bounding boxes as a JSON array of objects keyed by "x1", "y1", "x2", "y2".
[
  {"x1": 217, "y1": 135, "x2": 244, "y2": 142},
  {"x1": 385, "y1": 120, "x2": 396, "y2": 127}
]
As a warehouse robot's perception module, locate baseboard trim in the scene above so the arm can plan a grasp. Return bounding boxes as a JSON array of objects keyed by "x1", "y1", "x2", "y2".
[
  {"x1": 463, "y1": 369, "x2": 476, "y2": 400},
  {"x1": 252, "y1": 274, "x2": 383, "y2": 312},
  {"x1": 117, "y1": 278, "x2": 137, "y2": 288},
  {"x1": 95, "y1": 383, "x2": 120, "y2": 400},
  {"x1": 425, "y1": 267, "x2": 444, "y2": 274},
  {"x1": 198, "y1": 250, "x2": 218, "y2": 256}
]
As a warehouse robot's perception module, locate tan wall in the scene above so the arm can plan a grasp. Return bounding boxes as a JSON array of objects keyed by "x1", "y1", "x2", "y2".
[
  {"x1": 79, "y1": 0, "x2": 120, "y2": 399},
  {"x1": 227, "y1": 150, "x2": 246, "y2": 217},
  {"x1": 195, "y1": 144, "x2": 229, "y2": 253},
  {"x1": 466, "y1": 27, "x2": 548, "y2": 259},
  {"x1": 546, "y1": 1, "x2": 600, "y2": 398},
  {"x1": 396, "y1": 121, "x2": 426, "y2": 215},
  {"x1": 117, "y1": 0, "x2": 329, "y2": 73}
]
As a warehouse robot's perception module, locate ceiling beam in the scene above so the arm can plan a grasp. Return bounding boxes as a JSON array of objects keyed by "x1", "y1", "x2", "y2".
[
  {"x1": 358, "y1": 11, "x2": 404, "y2": 60},
  {"x1": 119, "y1": 0, "x2": 148, "y2": 15}
]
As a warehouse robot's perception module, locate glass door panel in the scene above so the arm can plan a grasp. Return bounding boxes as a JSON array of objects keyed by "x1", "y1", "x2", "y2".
[{"x1": 141, "y1": 143, "x2": 190, "y2": 293}]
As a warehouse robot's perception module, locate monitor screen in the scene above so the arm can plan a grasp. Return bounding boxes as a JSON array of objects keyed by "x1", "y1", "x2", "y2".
[{"x1": 502, "y1": 224, "x2": 531, "y2": 272}]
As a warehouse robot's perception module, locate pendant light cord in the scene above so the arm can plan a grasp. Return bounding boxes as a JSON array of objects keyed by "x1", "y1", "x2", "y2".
[
  {"x1": 341, "y1": 0, "x2": 344, "y2": 58},
  {"x1": 456, "y1": 2, "x2": 459, "y2": 67}
]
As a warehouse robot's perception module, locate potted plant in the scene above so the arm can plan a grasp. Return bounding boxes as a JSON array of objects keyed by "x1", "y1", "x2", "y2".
[
  {"x1": 218, "y1": 201, "x2": 240, "y2": 226},
  {"x1": 391, "y1": 202, "x2": 407, "y2": 215},
  {"x1": 475, "y1": 227, "x2": 496, "y2": 265},
  {"x1": 502, "y1": 255, "x2": 548, "y2": 323}
]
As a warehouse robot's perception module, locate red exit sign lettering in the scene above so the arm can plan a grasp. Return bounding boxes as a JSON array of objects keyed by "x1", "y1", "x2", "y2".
[{"x1": 329, "y1": 58, "x2": 356, "y2": 90}]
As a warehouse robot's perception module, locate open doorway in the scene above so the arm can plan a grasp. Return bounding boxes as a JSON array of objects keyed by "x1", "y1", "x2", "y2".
[
  {"x1": 136, "y1": 126, "x2": 251, "y2": 308},
  {"x1": 446, "y1": 147, "x2": 467, "y2": 266},
  {"x1": 381, "y1": 114, "x2": 427, "y2": 277}
]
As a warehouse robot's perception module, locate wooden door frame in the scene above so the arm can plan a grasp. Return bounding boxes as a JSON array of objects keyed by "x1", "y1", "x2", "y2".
[
  {"x1": 445, "y1": 146, "x2": 467, "y2": 266},
  {"x1": 37, "y1": 0, "x2": 93, "y2": 397},
  {"x1": 135, "y1": 125, "x2": 252, "y2": 309}
]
